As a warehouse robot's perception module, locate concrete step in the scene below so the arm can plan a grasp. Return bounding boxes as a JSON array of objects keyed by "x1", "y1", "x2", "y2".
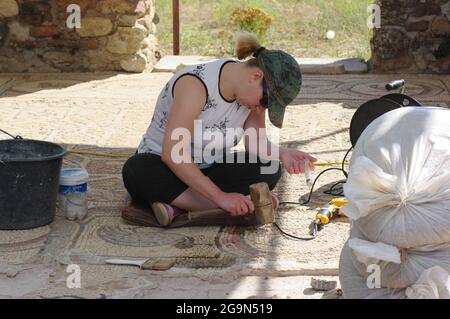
[
  {"x1": 153, "y1": 55, "x2": 368, "y2": 74},
  {"x1": 296, "y1": 58, "x2": 369, "y2": 74},
  {"x1": 153, "y1": 55, "x2": 216, "y2": 73}
]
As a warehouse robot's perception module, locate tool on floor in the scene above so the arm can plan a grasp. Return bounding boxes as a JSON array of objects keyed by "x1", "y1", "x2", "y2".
[
  {"x1": 106, "y1": 258, "x2": 176, "y2": 271},
  {"x1": 309, "y1": 198, "x2": 348, "y2": 237},
  {"x1": 182, "y1": 182, "x2": 319, "y2": 241},
  {"x1": 186, "y1": 182, "x2": 274, "y2": 226}
]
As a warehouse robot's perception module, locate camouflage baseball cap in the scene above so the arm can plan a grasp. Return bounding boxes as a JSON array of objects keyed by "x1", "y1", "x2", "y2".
[{"x1": 254, "y1": 48, "x2": 302, "y2": 128}]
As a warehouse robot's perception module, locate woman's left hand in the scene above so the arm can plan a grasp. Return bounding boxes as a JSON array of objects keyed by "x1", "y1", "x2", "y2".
[{"x1": 280, "y1": 149, "x2": 317, "y2": 175}]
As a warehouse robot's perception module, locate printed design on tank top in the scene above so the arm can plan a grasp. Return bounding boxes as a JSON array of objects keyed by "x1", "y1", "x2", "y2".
[
  {"x1": 137, "y1": 59, "x2": 252, "y2": 161},
  {"x1": 236, "y1": 100, "x2": 243, "y2": 111},
  {"x1": 150, "y1": 112, "x2": 155, "y2": 126},
  {"x1": 205, "y1": 117, "x2": 230, "y2": 135},
  {"x1": 231, "y1": 135, "x2": 239, "y2": 146},
  {"x1": 203, "y1": 96, "x2": 218, "y2": 111},
  {"x1": 161, "y1": 82, "x2": 170, "y2": 100},
  {"x1": 159, "y1": 111, "x2": 168, "y2": 129},
  {"x1": 191, "y1": 64, "x2": 206, "y2": 79}
]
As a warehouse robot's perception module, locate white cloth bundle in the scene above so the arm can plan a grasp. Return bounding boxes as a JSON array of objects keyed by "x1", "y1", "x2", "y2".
[
  {"x1": 346, "y1": 225, "x2": 450, "y2": 289},
  {"x1": 339, "y1": 241, "x2": 450, "y2": 299},
  {"x1": 339, "y1": 107, "x2": 450, "y2": 299}
]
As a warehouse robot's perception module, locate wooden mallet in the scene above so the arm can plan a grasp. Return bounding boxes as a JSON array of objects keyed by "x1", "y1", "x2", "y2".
[{"x1": 185, "y1": 182, "x2": 275, "y2": 226}]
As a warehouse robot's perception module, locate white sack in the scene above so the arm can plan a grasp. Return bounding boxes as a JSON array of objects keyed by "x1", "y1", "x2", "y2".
[
  {"x1": 347, "y1": 225, "x2": 450, "y2": 289},
  {"x1": 339, "y1": 107, "x2": 450, "y2": 298},
  {"x1": 405, "y1": 266, "x2": 450, "y2": 299},
  {"x1": 339, "y1": 241, "x2": 450, "y2": 299},
  {"x1": 339, "y1": 241, "x2": 407, "y2": 299},
  {"x1": 342, "y1": 107, "x2": 450, "y2": 248}
]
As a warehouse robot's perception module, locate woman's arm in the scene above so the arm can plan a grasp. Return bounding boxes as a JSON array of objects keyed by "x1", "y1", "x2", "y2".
[
  {"x1": 243, "y1": 107, "x2": 281, "y2": 160},
  {"x1": 161, "y1": 75, "x2": 254, "y2": 215},
  {"x1": 243, "y1": 108, "x2": 317, "y2": 174}
]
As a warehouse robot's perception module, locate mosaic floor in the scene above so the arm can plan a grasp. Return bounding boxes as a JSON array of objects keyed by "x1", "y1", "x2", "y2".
[{"x1": 0, "y1": 71, "x2": 448, "y2": 298}]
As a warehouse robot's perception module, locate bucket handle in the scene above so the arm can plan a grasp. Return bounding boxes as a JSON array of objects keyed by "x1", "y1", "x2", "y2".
[
  {"x1": 0, "y1": 128, "x2": 23, "y2": 140},
  {"x1": 0, "y1": 129, "x2": 23, "y2": 166}
]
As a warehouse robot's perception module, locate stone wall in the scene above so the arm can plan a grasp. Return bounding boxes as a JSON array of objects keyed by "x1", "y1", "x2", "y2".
[
  {"x1": 0, "y1": 0, "x2": 159, "y2": 72},
  {"x1": 371, "y1": 0, "x2": 450, "y2": 73}
]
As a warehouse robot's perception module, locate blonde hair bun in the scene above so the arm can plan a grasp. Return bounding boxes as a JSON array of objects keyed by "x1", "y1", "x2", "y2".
[{"x1": 235, "y1": 31, "x2": 261, "y2": 60}]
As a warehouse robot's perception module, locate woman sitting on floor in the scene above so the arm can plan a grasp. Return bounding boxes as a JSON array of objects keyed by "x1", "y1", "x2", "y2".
[{"x1": 122, "y1": 31, "x2": 316, "y2": 226}]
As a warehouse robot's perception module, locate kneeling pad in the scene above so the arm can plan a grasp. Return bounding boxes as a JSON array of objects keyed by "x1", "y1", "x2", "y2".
[{"x1": 121, "y1": 200, "x2": 257, "y2": 228}]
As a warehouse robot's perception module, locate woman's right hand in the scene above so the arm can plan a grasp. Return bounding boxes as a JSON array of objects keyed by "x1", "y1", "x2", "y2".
[{"x1": 214, "y1": 192, "x2": 255, "y2": 216}]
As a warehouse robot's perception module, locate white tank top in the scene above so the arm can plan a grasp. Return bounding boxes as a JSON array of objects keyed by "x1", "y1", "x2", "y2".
[{"x1": 138, "y1": 58, "x2": 252, "y2": 168}]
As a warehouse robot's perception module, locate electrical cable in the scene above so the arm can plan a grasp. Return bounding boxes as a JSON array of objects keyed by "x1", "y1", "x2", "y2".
[
  {"x1": 273, "y1": 222, "x2": 316, "y2": 241},
  {"x1": 280, "y1": 146, "x2": 352, "y2": 206},
  {"x1": 68, "y1": 150, "x2": 131, "y2": 158},
  {"x1": 273, "y1": 146, "x2": 353, "y2": 240}
]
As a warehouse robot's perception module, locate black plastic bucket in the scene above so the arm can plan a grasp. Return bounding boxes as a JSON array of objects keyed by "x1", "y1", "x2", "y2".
[{"x1": 0, "y1": 139, "x2": 67, "y2": 230}]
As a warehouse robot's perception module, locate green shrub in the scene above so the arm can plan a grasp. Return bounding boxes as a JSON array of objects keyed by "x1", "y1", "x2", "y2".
[{"x1": 229, "y1": 7, "x2": 272, "y2": 40}]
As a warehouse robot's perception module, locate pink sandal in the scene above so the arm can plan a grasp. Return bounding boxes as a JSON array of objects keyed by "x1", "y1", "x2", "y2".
[{"x1": 151, "y1": 202, "x2": 185, "y2": 226}]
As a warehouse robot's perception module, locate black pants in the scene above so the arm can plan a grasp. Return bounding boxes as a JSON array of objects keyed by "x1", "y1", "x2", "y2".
[{"x1": 122, "y1": 152, "x2": 282, "y2": 205}]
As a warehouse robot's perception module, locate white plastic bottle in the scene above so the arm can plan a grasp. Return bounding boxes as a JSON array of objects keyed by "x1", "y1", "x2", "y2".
[
  {"x1": 59, "y1": 168, "x2": 89, "y2": 220},
  {"x1": 304, "y1": 159, "x2": 314, "y2": 188}
]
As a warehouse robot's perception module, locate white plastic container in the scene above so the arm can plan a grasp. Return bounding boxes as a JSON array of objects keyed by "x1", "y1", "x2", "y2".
[
  {"x1": 59, "y1": 168, "x2": 89, "y2": 221},
  {"x1": 304, "y1": 159, "x2": 314, "y2": 188}
]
